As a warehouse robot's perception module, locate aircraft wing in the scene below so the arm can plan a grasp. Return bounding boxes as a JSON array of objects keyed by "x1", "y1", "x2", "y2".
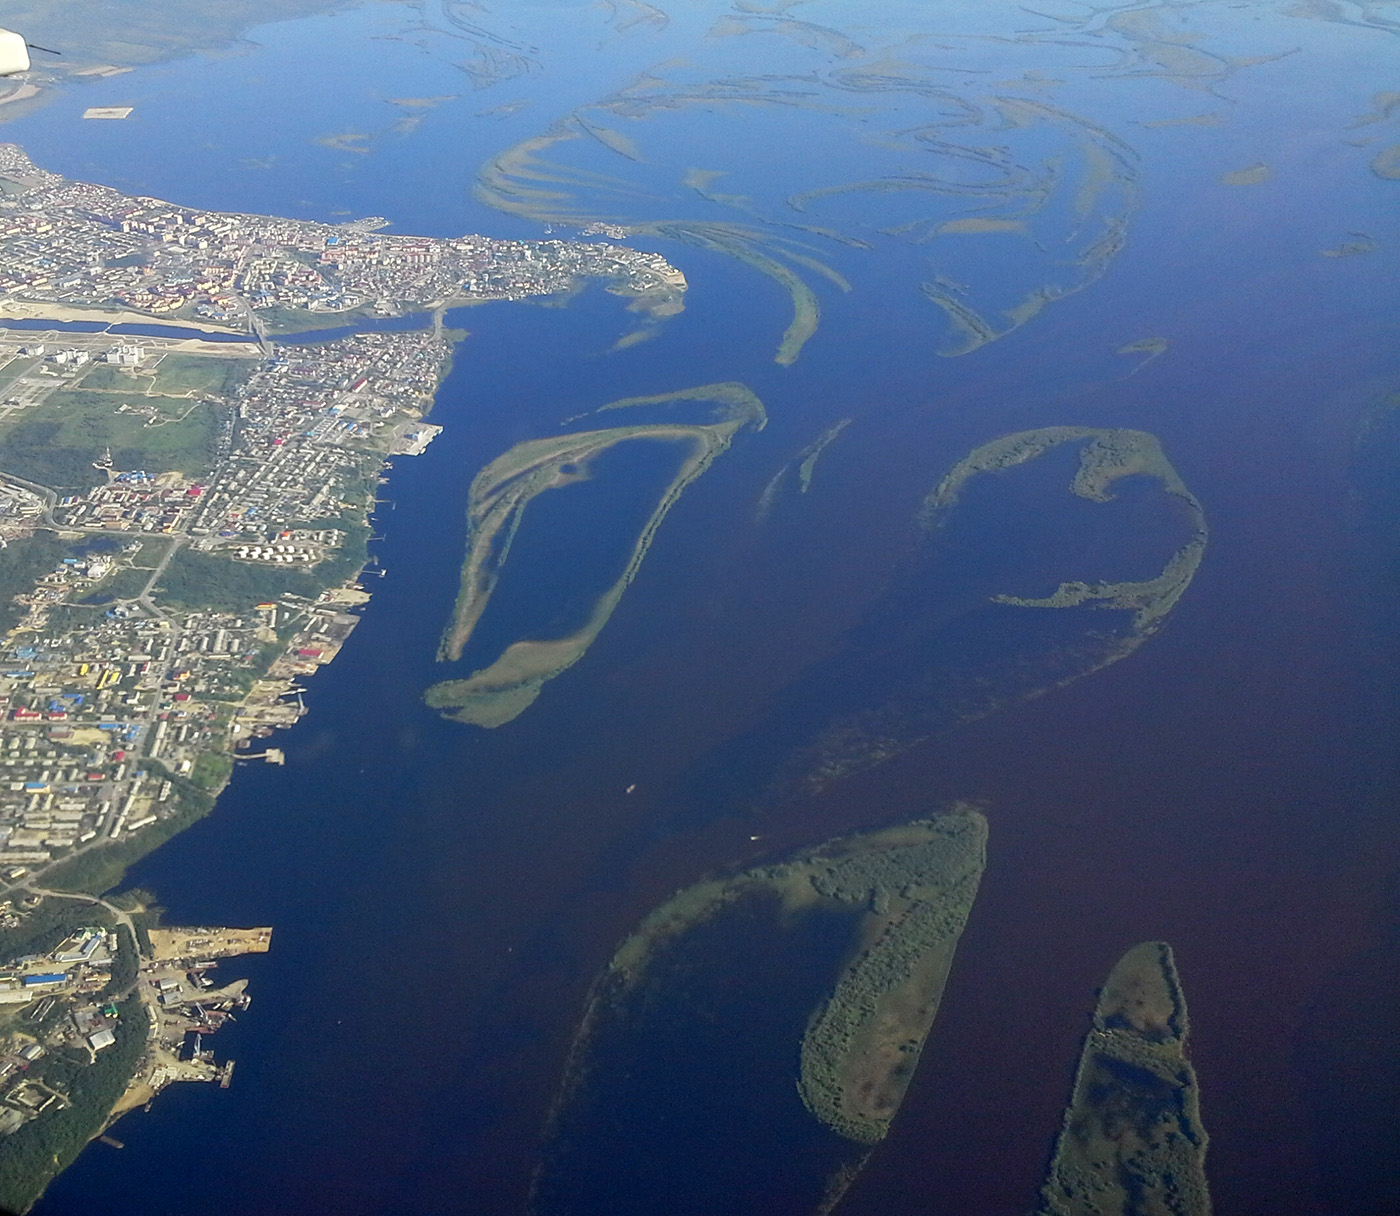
[{"x1": 0, "y1": 28, "x2": 31, "y2": 75}]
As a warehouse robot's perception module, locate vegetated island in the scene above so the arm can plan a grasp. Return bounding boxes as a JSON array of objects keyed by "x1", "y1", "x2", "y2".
[
  {"x1": 732, "y1": 424, "x2": 1208, "y2": 808},
  {"x1": 924, "y1": 427, "x2": 1208, "y2": 639},
  {"x1": 1320, "y1": 232, "x2": 1377, "y2": 258},
  {"x1": 554, "y1": 807, "x2": 985, "y2": 1152},
  {"x1": 1036, "y1": 941, "x2": 1211, "y2": 1216},
  {"x1": 756, "y1": 416, "x2": 852, "y2": 521},
  {"x1": 477, "y1": 126, "x2": 829, "y2": 366},
  {"x1": 1116, "y1": 336, "x2": 1169, "y2": 374},
  {"x1": 477, "y1": 59, "x2": 1140, "y2": 367},
  {"x1": 1371, "y1": 144, "x2": 1400, "y2": 180},
  {"x1": 1219, "y1": 162, "x2": 1270, "y2": 186},
  {"x1": 795, "y1": 810, "x2": 986, "y2": 1145},
  {"x1": 426, "y1": 382, "x2": 766, "y2": 728}
]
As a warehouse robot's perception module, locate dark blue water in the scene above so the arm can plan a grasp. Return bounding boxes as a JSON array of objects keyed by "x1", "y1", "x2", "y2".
[
  {"x1": 458, "y1": 436, "x2": 697, "y2": 671},
  {"x1": 534, "y1": 893, "x2": 864, "y2": 1216},
  {"x1": 10, "y1": 3, "x2": 1400, "y2": 1216}
]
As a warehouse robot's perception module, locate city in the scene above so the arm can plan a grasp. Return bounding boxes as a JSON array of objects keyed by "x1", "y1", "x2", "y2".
[{"x1": 0, "y1": 140, "x2": 687, "y2": 1203}]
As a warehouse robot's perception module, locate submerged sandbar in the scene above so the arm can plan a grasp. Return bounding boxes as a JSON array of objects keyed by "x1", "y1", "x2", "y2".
[
  {"x1": 924, "y1": 426, "x2": 1207, "y2": 635},
  {"x1": 428, "y1": 383, "x2": 765, "y2": 726}
]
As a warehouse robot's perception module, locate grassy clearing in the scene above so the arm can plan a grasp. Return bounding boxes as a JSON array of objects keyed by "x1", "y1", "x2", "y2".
[
  {"x1": 82, "y1": 354, "x2": 249, "y2": 398},
  {"x1": 0, "y1": 354, "x2": 40, "y2": 396},
  {"x1": 0, "y1": 389, "x2": 218, "y2": 489}
]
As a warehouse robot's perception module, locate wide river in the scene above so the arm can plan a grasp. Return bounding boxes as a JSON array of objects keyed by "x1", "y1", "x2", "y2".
[{"x1": 5, "y1": 1, "x2": 1399, "y2": 1213}]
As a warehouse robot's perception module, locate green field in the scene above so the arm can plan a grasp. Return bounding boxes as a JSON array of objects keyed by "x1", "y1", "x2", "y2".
[
  {"x1": 0, "y1": 355, "x2": 40, "y2": 396},
  {"x1": 258, "y1": 304, "x2": 385, "y2": 335},
  {"x1": 81, "y1": 353, "x2": 250, "y2": 398},
  {"x1": 0, "y1": 389, "x2": 219, "y2": 490},
  {"x1": 1037, "y1": 942, "x2": 1211, "y2": 1216}
]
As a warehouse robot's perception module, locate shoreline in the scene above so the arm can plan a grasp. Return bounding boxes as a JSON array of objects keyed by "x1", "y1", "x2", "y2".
[{"x1": 0, "y1": 300, "x2": 251, "y2": 336}]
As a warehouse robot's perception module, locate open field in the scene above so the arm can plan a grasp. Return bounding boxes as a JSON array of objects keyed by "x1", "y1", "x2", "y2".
[
  {"x1": 147, "y1": 926, "x2": 272, "y2": 963},
  {"x1": 81, "y1": 353, "x2": 249, "y2": 397},
  {"x1": 0, "y1": 388, "x2": 218, "y2": 488}
]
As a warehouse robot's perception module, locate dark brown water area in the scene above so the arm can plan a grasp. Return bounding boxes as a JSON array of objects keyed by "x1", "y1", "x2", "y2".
[
  {"x1": 836, "y1": 331, "x2": 1400, "y2": 1212},
  {"x1": 416, "y1": 271, "x2": 1400, "y2": 1216}
]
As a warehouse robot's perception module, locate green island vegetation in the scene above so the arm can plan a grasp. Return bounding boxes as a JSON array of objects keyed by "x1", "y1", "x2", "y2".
[
  {"x1": 1352, "y1": 91, "x2": 1400, "y2": 126},
  {"x1": 648, "y1": 222, "x2": 822, "y2": 365},
  {"x1": 473, "y1": 22, "x2": 1150, "y2": 368},
  {"x1": 1116, "y1": 336, "x2": 1170, "y2": 374},
  {"x1": 1321, "y1": 233, "x2": 1377, "y2": 258},
  {"x1": 936, "y1": 217, "x2": 1027, "y2": 235},
  {"x1": 0, "y1": 994, "x2": 146, "y2": 1214},
  {"x1": 1096, "y1": 6, "x2": 1287, "y2": 91},
  {"x1": 1220, "y1": 163, "x2": 1271, "y2": 186},
  {"x1": 386, "y1": 95, "x2": 459, "y2": 110},
  {"x1": 476, "y1": 124, "x2": 827, "y2": 365},
  {"x1": 1371, "y1": 144, "x2": 1400, "y2": 180},
  {"x1": 1036, "y1": 942, "x2": 1211, "y2": 1216},
  {"x1": 1138, "y1": 114, "x2": 1222, "y2": 128},
  {"x1": 755, "y1": 467, "x2": 789, "y2": 522},
  {"x1": 427, "y1": 383, "x2": 765, "y2": 727},
  {"x1": 1351, "y1": 92, "x2": 1400, "y2": 181},
  {"x1": 708, "y1": 10, "x2": 865, "y2": 58},
  {"x1": 0, "y1": 389, "x2": 219, "y2": 490},
  {"x1": 797, "y1": 418, "x2": 852, "y2": 495},
  {"x1": 924, "y1": 427, "x2": 1208, "y2": 638},
  {"x1": 756, "y1": 418, "x2": 852, "y2": 521},
  {"x1": 908, "y1": 99, "x2": 1138, "y2": 357},
  {"x1": 315, "y1": 131, "x2": 373, "y2": 155},
  {"x1": 550, "y1": 809, "x2": 986, "y2": 1205},
  {"x1": 796, "y1": 811, "x2": 986, "y2": 1144},
  {"x1": 739, "y1": 424, "x2": 1208, "y2": 805}
]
